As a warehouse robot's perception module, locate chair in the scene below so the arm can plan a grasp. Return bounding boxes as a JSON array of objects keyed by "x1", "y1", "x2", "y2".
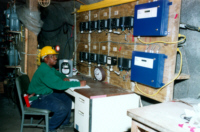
[{"x1": 16, "y1": 74, "x2": 51, "y2": 132}]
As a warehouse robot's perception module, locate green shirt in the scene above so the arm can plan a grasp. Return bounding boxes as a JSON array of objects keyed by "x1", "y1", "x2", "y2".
[{"x1": 27, "y1": 62, "x2": 80, "y2": 101}]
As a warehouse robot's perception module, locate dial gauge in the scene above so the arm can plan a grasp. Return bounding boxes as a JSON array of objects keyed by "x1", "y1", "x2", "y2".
[{"x1": 94, "y1": 67, "x2": 106, "y2": 81}]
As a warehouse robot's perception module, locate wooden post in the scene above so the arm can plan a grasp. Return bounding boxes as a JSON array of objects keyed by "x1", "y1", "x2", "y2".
[{"x1": 26, "y1": 0, "x2": 38, "y2": 80}]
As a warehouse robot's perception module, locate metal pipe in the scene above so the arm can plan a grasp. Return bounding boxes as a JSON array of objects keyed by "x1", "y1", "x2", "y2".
[{"x1": 74, "y1": 8, "x2": 77, "y2": 68}]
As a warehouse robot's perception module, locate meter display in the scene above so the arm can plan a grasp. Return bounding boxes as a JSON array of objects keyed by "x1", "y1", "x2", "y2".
[{"x1": 59, "y1": 59, "x2": 73, "y2": 77}]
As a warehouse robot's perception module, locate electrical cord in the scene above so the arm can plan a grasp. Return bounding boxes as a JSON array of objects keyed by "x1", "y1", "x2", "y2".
[
  {"x1": 181, "y1": 24, "x2": 200, "y2": 32},
  {"x1": 135, "y1": 48, "x2": 182, "y2": 97},
  {"x1": 138, "y1": 34, "x2": 186, "y2": 44}
]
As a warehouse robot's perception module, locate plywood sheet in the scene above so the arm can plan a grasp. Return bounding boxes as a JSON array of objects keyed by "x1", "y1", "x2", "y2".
[{"x1": 76, "y1": 0, "x2": 181, "y2": 102}]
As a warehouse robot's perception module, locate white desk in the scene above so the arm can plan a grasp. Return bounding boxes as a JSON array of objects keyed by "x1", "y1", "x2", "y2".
[{"x1": 66, "y1": 75, "x2": 140, "y2": 132}]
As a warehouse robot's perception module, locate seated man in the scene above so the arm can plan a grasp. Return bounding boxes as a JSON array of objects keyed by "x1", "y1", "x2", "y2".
[{"x1": 27, "y1": 46, "x2": 86, "y2": 132}]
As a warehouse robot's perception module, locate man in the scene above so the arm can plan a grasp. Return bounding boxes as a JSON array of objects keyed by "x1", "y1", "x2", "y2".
[{"x1": 27, "y1": 46, "x2": 86, "y2": 132}]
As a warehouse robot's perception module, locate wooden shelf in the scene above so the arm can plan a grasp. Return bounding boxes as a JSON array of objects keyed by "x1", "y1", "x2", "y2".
[
  {"x1": 5, "y1": 65, "x2": 21, "y2": 68},
  {"x1": 175, "y1": 73, "x2": 190, "y2": 80}
]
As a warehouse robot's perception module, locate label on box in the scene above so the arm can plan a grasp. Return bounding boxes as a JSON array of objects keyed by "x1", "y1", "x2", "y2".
[
  {"x1": 93, "y1": 45, "x2": 96, "y2": 49},
  {"x1": 134, "y1": 56, "x2": 154, "y2": 69},
  {"x1": 114, "y1": 10, "x2": 118, "y2": 15},
  {"x1": 85, "y1": 16, "x2": 88, "y2": 20},
  {"x1": 85, "y1": 45, "x2": 88, "y2": 48},
  {"x1": 107, "y1": 57, "x2": 111, "y2": 64},
  {"x1": 103, "y1": 12, "x2": 107, "y2": 17},
  {"x1": 113, "y1": 47, "x2": 117, "y2": 51},
  {"x1": 137, "y1": 7, "x2": 157, "y2": 19},
  {"x1": 102, "y1": 46, "x2": 106, "y2": 50},
  {"x1": 94, "y1": 14, "x2": 97, "y2": 18}
]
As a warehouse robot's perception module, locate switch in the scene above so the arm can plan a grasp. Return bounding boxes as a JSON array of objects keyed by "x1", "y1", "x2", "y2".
[
  {"x1": 90, "y1": 53, "x2": 97, "y2": 63},
  {"x1": 82, "y1": 52, "x2": 88, "y2": 61},
  {"x1": 79, "y1": 22, "x2": 84, "y2": 33},
  {"x1": 107, "y1": 56, "x2": 117, "y2": 71},
  {"x1": 79, "y1": 52, "x2": 84, "y2": 62},
  {"x1": 88, "y1": 53, "x2": 97, "y2": 64},
  {"x1": 118, "y1": 57, "x2": 131, "y2": 71},
  {"x1": 97, "y1": 54, "x2": 107, "y2": 65},
  {"x1": 112, "y1": 18, "x2": 120, "y2": 30},
  {"x1": 88, "y1": 21, "x2": 97, "y2": 33},
  {"x1": 107, "y1": 18, "x2": 112, "y2": 32},
  {"x1": 120, "y1": 16, "x2": 134, "y2": 31},
  {"x1": 97, "y1": 20, "x2": 103, "y2": 33},
  {"x1": 107, "y1": 56, "x2": 117, "y2": 66},
  {"x1": 101, "y1": 19, "x2": 108, "y2": 30}
]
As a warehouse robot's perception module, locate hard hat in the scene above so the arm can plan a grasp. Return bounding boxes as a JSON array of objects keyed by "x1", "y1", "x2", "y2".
[{"x1": 40, "y1": 46, "x2": 58, "y2": 58}]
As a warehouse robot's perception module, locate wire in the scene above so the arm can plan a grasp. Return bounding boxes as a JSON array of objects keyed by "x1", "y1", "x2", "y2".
[
  {"x1": 138, "y1": 34, "x2": 186, "y2": 44},
  {"x1": 135, "y1": 48, "x2": 182, "y2": 97},
  {"x1": 185, "y1": 24, "x2": 200, "y2": 32}
]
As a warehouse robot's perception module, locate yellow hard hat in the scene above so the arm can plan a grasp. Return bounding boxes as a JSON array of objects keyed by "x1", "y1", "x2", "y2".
[{"x1": 40, "y1": 46, "x2": 58, "y2": 58}]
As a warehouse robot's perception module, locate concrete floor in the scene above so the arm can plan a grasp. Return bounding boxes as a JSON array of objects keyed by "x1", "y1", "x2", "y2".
[{"x1": 0, "y1": 93, "x2": 75, "y2": 132}]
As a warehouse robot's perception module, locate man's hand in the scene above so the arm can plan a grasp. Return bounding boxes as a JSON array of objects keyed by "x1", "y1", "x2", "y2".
[
  {"x1": 63, "y1": 78, "x2": 70, "y2": 81},
  {"x1": 80, "y1": 80, "x2": 86, "y2": 86}
]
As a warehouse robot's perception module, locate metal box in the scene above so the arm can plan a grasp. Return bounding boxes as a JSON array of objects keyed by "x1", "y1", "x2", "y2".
[
  {"x1": 118, "y1": 58, "x2": 132, "y2": 71},
  {"x1": 131, "y1": 51, "x2": 167, "y2": 88},
  {"x1": 59, "y1": 59, "x2": 73, "y2": 77},
  {"x1": 134, "y1": 0, "x2": 172, "y2": 36}
]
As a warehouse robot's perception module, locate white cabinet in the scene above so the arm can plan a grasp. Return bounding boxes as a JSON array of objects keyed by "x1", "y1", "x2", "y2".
[
  {"x1": 74, "y1": 93, "x2": 139, "y2": 132},
  {"x1": 74, "y1": 92, "x2": 90, "y2": 132}
]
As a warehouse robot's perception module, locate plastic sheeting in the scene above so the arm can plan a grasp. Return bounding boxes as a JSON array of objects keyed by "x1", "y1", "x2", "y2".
[{"x1": 16, "y1": 5, "x2": 43, "y2": 35}]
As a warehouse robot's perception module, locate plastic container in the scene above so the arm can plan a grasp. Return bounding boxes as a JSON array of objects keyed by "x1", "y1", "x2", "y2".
[
  {"x1": 7, "y1": 44, "x2": 18, "y2": 66},
  {"x1": 4, "y1": 7, "x2": 11, "y2": 27},
  {"x1": 24, "y1": 94, "x2": 30, "y2": 107},
  {"x1": 10, "y1": 4, "x2": 20, "y2": 31}
]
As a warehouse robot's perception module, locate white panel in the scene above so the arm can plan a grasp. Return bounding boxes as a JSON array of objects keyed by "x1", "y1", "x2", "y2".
[
  {"x1": 91, "y1": 94, "x2": 139, "y2": 132},
  {"x1": 107, "y1": 58, "x2": 111, "y2": 64},
  {"x1": 114, "y1": 10, "x2": 119, "y2": 15},
  {"x1": 134, "y1": 56, "x2": 154, "y2": 69},
  {"x1": 113, "y1": 47, "x2": 117, "y2": 51},
  {"x1": 103, "y1": 12, "x2": 107, "y2": 16},
  {"x1": 102, "y1": 46, "x2": 106, "y2": 50},
  {"x1": 94, "y1": 14, "x2": 97, "y2": 18},
  {"x1": 137, "y1": 7, "x2": 157, "y2": 19}
]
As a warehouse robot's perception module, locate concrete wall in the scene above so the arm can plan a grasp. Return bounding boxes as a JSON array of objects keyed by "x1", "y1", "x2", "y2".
[{"x1": 174, "y1": 0, "x2": 200, "y2": 99}]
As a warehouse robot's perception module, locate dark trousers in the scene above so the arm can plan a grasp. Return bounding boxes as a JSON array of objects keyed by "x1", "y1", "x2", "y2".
[{"x1": 31, "y1": 92, "x2": 72, "y2": 131}]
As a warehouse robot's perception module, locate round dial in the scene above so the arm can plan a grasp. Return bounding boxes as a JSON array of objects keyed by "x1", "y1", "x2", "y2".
[{"x1": 94, "y1": 67, "x2": 106, "y2": 81}]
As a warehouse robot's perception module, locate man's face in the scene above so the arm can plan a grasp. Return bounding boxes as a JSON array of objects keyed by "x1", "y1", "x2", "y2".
[{"x1": 45, "y1": 54, "x2": 58, "y2": 67}]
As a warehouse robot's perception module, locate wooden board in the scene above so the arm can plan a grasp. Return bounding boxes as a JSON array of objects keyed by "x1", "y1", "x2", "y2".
[
  {"x1": 73, "y1": 74, "x2": 132, "y2": 98},
  {"x1": 25, "y1": 0, "x2": 38, "y2": 80},
  {"x1": 127, "y1": 102, "x2": 191, "y2": 132},
  {"x1": 75, "y1": 0, "x2": 182, "y2": 102}
]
